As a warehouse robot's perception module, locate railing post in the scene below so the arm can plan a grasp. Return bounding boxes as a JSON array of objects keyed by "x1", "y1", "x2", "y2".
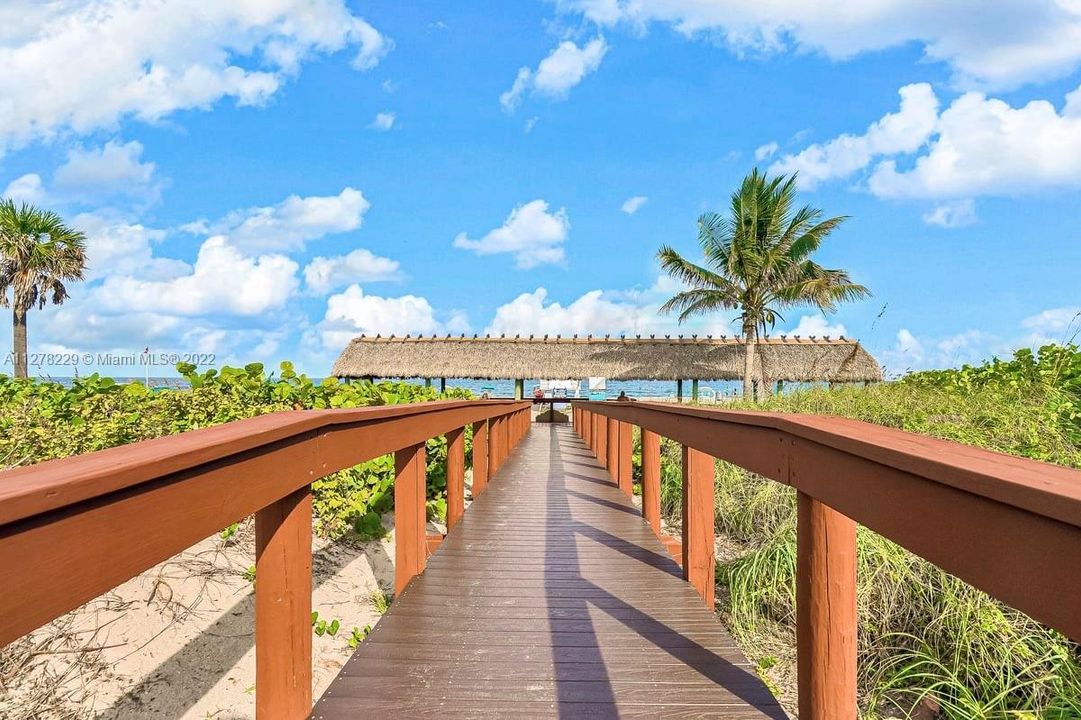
[
  {"x1": 797, "y1": 492, "x2": 858, "y2": 720},
  {"x1": 394, "y1": 443, "x2": 427, "y2": 595},
  {"x1": 446, "y1": 427, "x2": 465, "y2": 531},
  {"x1": 583, "y1": 409, "x2": 592, "y2": 446},
  {"x1": 617, "y1": 421, "x2": 632, "y2": 496},
  {"x1": 596, "y1": 413, "x2": 608, "y2": 468},
  {"x1": 641, "y1": 429, "x2": 661, "y2": 535},
  {"x1": 255, "y1": 486, "x2": 313, "y2": 720},
  {"x1": 489, "y1": 416, "x2": 501, "y2": 476},
  {"x1": 606, "y1": 417, "x2": 618, "y2": 480},
  {"x1": 472, "y1": 419, "x2": 489, "y2": 496},
  {"x1": 682, "y1": 446, "x2": 715, "y2": 606}
]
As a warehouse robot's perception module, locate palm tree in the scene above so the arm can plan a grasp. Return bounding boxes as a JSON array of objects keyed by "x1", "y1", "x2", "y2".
[
  {"x1": 0, "y1": 200, "x2": 87, "y2": 379},
  {"x1": 657, "y1": 169, "x2": 869, "y2": 400}
]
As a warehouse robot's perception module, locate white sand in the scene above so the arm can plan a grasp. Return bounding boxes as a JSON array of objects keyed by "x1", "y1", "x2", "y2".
[{"x1": 1, "y1": 519, "x2": 396, "y2": 719}]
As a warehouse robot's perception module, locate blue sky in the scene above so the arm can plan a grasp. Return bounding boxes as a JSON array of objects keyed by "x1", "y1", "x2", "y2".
[{"x1": 1, "y1": 1, "x2": 1080, "y2": 378}]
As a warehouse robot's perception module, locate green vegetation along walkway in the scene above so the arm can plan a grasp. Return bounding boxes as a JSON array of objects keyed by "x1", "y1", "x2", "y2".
[{"x1": 310, "y1": 424, "x2": 787, "y2": 719}]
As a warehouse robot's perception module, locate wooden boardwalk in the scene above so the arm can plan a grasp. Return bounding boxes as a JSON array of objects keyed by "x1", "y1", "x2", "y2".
[{"x1": 311, "y1": 424, "x2": 787, "y2": 719}]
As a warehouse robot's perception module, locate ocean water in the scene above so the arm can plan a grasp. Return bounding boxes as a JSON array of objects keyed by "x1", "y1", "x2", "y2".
[{"x1": 46, "y1": 376, "x2": 749, "y2": 400}]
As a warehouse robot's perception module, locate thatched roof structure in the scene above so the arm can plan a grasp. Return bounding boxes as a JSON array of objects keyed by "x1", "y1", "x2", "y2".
[{"x1": 331, "y1": 334, "x2": 882, "y2": 383}]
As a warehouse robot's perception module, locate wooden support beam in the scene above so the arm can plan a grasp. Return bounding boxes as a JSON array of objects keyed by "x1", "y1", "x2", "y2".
[
  {"x1": 445, "y1": 427, "x2": 465, "y2": 531},
  {"x1": 617, "y1": 421, "x2": 633, "y2": 496},
  {"x1": 255, "y1": 486, "x2": 313, "y2": 720},
  {"x1": 797, "y1": 492, "x2": 857, "y2": 720},
  {"x1": 606, "y1": 417, "x2": 619, "y2": 482},
  {"x1": 641, "y1": 429, "x2": 661, "y2": 535},
  {"x1": 681, "y1": 445, "x2": 715, "y2": 606},
  {"x1": 595, "y1": 413, "x2": 607, "y2": 467},
  {"x1": 394, "y1": 443, "x2": 427, "y2": 595},
  {"x1": 692, "y1": 379, "x2": 699, "y2": 402},
  {"x1": 439, "y1": 377, "x2": 446, "y2": 393},
  {"x1": 676, "y1": 379, "x2": 683, "y2": 403},
  {"x1": 471, "y1": 420, "x2": 489, "y2": 496}
]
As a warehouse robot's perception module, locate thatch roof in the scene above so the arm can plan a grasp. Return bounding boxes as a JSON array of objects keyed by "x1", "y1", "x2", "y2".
[{"x1": 331, "y1": 334, "x2": 882, "y2": 383}]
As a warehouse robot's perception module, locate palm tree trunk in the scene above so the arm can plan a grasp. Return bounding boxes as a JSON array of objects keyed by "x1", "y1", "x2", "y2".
[
  {"x1": 12, "y1": 304, "x2": 28, "y2": 379},
  {"x1": 742, "y1": 321, "x2": 756, "y2": 401}
]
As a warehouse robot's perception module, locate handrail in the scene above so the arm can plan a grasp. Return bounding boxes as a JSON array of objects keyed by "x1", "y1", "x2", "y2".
[
  {"x1": 0, "y1": 398, "x2": 531, "y2": 719},
  {"x1": 572, "y1": 400, "x2": 1081, "y2": 720}
]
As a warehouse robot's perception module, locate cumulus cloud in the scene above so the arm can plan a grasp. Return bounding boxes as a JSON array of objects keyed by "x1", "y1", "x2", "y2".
[
  {"x1": 2, "y1": 173, "x2": 46, "y2": 204},
  {"x1": 485, "y1": 287, "x2": 653, "y2": 336},
  {"x1": 869, "y1": 89, "x2": 1081, "y2": 198},
  {"x1": 368, "y1": 111, "x2": 396, "y2": 131},
  {"x1": 785, "y1": 315, "x2": 848, "y2": 338},
  {"x1": 769, "y1": 83, "x2": 939, "y2": 188},
  {"x1": 97, "y1": 236, "x2": 299, "y2": 316},
  {"x1": 773, "y1": 81, "x2": 1081, "y2": 199},
  {"x1": 0, "y1": 1, "x2": 391, "y2": 153},
  {"x1": 754, "y1": 142, "x2": 779, "y2": 161},
  {"x1": 1021, "y1": 306, "x2": 1081, "y2": 345},
  {"x1": 620, "y1": 195, "x2": 648, "y2": 214},
  {"x1": 185, "y1": 187, "x2": 370, "y2": 253},
  {"x1": 304, "y1": 248, "x2": 401, "y2": 293},
  {"x1": 922, "y1": 199, "x2": 978, "y2": 228},
  {"x1": 72, "y1": 211, "x2": 189, "y2": 281},
  {"x1": 453, "y1": 199, "x2": 570, "y2": 269},
  {"x1": 319, "y1": 284, "x2": 465, "y2": 349},
  {"x1": 879, "y1": 327, "x2": 1007, "y2": 375},
  {"x1": 500, "y1": 38, "x2": 607, "y2": 111},
  {"x1": 53, "y1": 140, "x2": 160, "y2": 201},
  {"x1": 558, "y1": 0, "x2": 1081, "y2": 89}
]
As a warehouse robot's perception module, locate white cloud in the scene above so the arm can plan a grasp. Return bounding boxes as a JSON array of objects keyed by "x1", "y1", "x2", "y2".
[
  {"x1": 320, "y1": 284, "x2": 460, "y2": 348},
  {"x1": 754, "y1": 142, "x2": 779, "y2": 161},
  {"x1": 2, "y1": 173, "x2": 46, "y2": 204},
  {"x1": 72, "y1": 211, "x2": 189, "y2": 281},
  {"x1": 500, "y1": 38, "x2": 607, "y2": 111},
  {"x1": 784, "y1": 315, "x2": 848, "y2": 338},
  {"x1": 1021, "y1": 306, "x2": 1081, "y2": 345},
  {"x1": 97, "y1": 236, "x2": 299, "y2": 316},
  {"x1": 53, "y1": 140, "x2": 160, "y2": 201},
  {"x1": 0, "y1": 1, "x2": 390, "y2": 153},
  {"x1": 869, "y1": 88, "x2": 1081, "y2": 198},
  {"x1": 485, "y1": 287, "x2": 653, "y2": 336},
  {"x1": 621, "y1": 195, "x2": 648, "y2": 214},
  {"x1": 879, "y1": 327, "x2": 1013, "y2": 375},
  {"x1": 524, "y1": 116, "x2": 539, "y2": 133},
  {"x1": 922, "y1": 199, "x2": 978, "y2": 228},
  {"x1": 453, "y1": 199, "x2": 570, "y2": 269},
  {"x1": 304, "y1": 248, "x2": 401, "y2": 293},
  {"x1": 769, "y1": 83, "x2": 939, "y2": 188},
  {"x1": 186, "y1": 187, "x2": 370, "y2": 253},
  {"x1": 368, "y1": 111, "x2": 396, "y2": 131},
  {"x1": 558, "y1": 0, "x2": 1081, "y2": 89},
  {"x1": 773, "y1": 80, "x2": 1081, "y2": 199}
]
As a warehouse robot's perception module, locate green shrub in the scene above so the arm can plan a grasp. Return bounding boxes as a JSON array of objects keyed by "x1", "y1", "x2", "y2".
[{"x1": 0, "y1": 362, "x2": 473, "y2": 537}]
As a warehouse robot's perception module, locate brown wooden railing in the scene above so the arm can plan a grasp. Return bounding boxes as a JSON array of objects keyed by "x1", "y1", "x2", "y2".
[
  {"x1": 0, "y1": 399, "x2": 530, "y2": 719},
  {"x1": 572, "y1": 400, "x2": 1081, "y2": 720}
]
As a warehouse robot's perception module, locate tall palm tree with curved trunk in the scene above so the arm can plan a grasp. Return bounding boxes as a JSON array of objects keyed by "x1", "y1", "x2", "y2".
[
  {"x1": 657, "y1": 169, "x2": 870, "y2": 400},
  {"x1": 0, "y1": 200, "x2": 87, "y2": 378}
]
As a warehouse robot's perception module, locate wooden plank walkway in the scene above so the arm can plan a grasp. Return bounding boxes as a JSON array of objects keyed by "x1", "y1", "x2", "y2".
[{"x1": 311, "y1": 424, "x2": 788, "y2": 719}]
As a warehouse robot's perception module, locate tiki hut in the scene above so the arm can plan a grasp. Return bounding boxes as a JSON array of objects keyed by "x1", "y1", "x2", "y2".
[{"x1": 331, "y1": 334, "x2": 882, "y2": 387}]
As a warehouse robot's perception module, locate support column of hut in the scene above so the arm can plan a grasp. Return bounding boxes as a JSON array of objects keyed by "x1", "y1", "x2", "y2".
[
  {"x1": 691, "y1": 379, "x2": 699, "y2": 403},
  {"x1": 514, "y1": 379, "x2": 524, "y2": 400}
]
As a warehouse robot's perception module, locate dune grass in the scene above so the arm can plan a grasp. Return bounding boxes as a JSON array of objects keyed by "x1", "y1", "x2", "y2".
[{"x1": 654, "y1": 345, "x2": 1081, "y2": 718}]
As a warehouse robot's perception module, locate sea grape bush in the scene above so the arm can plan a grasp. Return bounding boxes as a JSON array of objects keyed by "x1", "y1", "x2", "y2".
[{"x1": 0, "y1": 361, "x2": 473, "y2": 536}]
